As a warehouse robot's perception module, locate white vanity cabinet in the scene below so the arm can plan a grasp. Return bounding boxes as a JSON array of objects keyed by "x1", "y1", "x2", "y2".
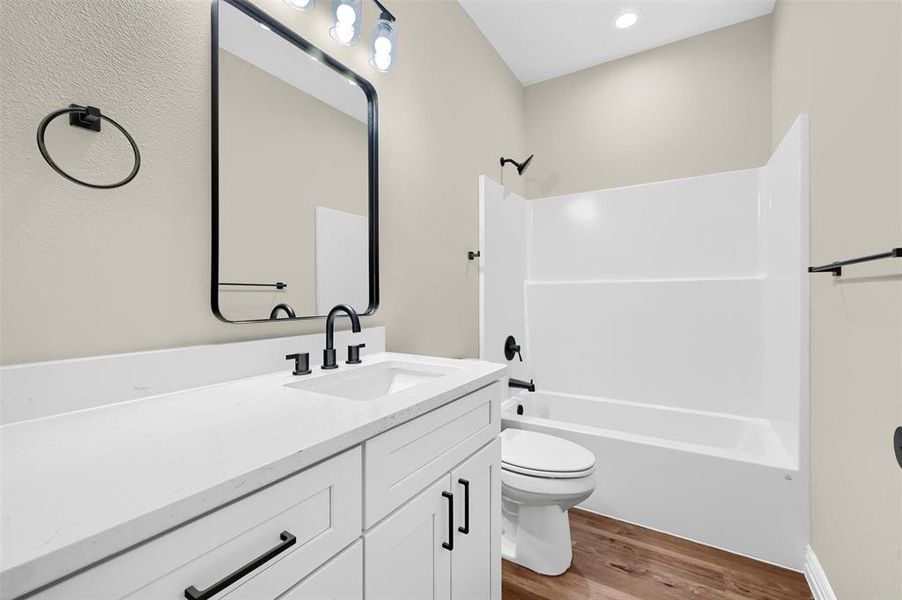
[
  {"x1": 24, "y1": 380, "x2": 503, "y2": 600},
  {"x1": 363, "y1": 382, "x2": 502, "y2": 600},
  {"x1": 266, "y1": 541, "x2": 362, "y2": 600},
  {"x1": 450, "y1": 439, "x2": 502, "y2": 600},
  {"x1": 33, "y1": 448, "x2": 364, "y2": 600},
  {"x1": 365, "y1": 439, "x2": 501, "y2": 600},
  {"x1": 365, "y1": 475, "x2": 453, "y2": 599}
]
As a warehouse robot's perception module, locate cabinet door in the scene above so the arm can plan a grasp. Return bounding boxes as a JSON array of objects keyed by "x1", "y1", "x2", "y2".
[
  {"x1": 451, "y1": 439, "x2": 501, "y2": 600},
  {"x1": 365, "y1": 476, "x2": 453, "y2": 600}
]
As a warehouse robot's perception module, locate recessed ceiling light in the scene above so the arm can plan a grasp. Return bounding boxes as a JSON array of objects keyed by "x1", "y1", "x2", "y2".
[{"x1": 614, "y1": 10, "x2": 639, "y2": 29}]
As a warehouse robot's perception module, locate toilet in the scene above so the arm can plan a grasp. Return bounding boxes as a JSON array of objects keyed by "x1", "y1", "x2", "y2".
[{"x1": 500, "y1": 428, "x2": 597, "y2": 576}]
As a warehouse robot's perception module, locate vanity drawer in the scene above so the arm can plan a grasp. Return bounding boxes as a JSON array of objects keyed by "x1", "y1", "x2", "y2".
[
  {"x1": 257, "y1": 540, "x2": 362, "y2": 600},
  {"x1": 364, "y1": 382, "x2": 501, "y2": 528},
  {"x1": 36, "y1": 447, "x2": 362, "y2": 600}
]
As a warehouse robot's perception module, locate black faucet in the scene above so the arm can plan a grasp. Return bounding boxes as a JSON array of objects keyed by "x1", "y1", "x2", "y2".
[
  {"x1": 322, "y1": 304, "x2": 361, "y2": 369},
  {"x1": 509, "y1": 378, "x2": 535, "y2": 392},
  {"x1": 270, "y1": 303, "x2": 296, "y2": 319}
]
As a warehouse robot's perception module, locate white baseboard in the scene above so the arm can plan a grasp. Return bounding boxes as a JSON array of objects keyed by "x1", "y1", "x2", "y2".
[{"x1": 804, "y1": 545, "x2": 837, "y2": 600}]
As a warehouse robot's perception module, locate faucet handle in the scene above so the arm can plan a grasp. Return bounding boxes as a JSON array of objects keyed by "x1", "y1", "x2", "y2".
[
  {"x1": 346, "y1": 343, "x2": 366, "y2": 365},
  {"x1": 286, "y1": 353, "x2": 311, "y2": 376},
  {"x1": 504, "y1": 336, "x2": 523, "y2": 362}
]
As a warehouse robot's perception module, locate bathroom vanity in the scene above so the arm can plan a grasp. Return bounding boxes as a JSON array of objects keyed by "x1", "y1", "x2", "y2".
[{"x1": 0, "y1": 340, "x2": 506, "y2": 600}]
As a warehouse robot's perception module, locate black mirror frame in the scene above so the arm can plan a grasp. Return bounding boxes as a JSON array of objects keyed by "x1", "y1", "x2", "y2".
[{"x1": 210, "y1": 0, "x2": 379, "y2": 323}]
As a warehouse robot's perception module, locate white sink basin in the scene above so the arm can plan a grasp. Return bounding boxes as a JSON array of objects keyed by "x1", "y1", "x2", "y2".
[{"x1": 285, "y1": 361, "x2": 457, "y2": 401}]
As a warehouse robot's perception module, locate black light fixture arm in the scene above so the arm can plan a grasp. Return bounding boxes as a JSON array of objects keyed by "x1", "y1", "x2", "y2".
[{"x1": 370, "y1": 0, "x2": 396, "y2": 21}]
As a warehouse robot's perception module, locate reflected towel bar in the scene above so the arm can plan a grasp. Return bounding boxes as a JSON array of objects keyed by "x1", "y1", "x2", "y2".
[
  {"x1": 808, "y1": 247, "x2": 901, "y2": 277},
  {"x1": 219, "y1": 282, "x2": 287, "y2": 289}
]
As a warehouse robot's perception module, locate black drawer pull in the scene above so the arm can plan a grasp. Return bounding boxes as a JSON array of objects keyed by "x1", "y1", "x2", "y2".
[
  {"x1": 458, "y1": 478, "x2": 470, "y2": 535},
  {"x1": 442, "y1": 491, "x2": 454, "y2": 551},
  {"x1": 184, "y1": 531, "x2": 296, "y2": 600}
]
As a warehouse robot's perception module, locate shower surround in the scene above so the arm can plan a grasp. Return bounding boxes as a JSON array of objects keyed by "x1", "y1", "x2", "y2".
[{"x1": 481, "y1": 116, "x2": 809, "y2": 569}]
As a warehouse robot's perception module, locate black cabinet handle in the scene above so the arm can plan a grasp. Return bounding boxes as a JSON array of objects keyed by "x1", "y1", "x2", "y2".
[
  {"x1": 184, "y1": 531, "x2": 296, "y2": 600},
  {"x1": 458, "y1": 478, "x2": 470, "y2": 535},
  {"x1": 442, "y1": 491, "x2": 454, "y2": 551}
]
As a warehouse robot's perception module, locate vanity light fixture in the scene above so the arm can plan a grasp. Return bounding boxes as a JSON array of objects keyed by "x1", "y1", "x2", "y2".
[
  {"x1": 370, "y1": 16, "x2": 396, "y2": 72},
  {"x1": 330, "y1": 0, "x2": 362, "y2": 45},
  {"x1": 284, "y1": 0, "x2": 399, "y2": 71},
  {"x1": 614, "y1": 9, "x2": 640, "y2": 29},
  {"x1": 283, "y1": 0, "x2": 315, "y2": 10}
]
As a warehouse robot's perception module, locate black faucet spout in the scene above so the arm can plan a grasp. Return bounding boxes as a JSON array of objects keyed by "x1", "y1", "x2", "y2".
[
  {"x1": 509, "y1": 378, "x2": 535, "y2": 392},
  {"x1": 325, "y1": 304, "x2": 361, "y2": 349},
  {"x1": 323, "y1": 304, "x2": 361, "y2": 369},
  {"x1": 269, "y1": 303, "x2": 296, "y2": 319}
]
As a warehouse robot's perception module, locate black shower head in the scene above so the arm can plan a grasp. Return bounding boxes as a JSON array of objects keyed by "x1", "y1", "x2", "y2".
[{"x1": 500, "y1": 154, "x2": 534, "y2": 175}]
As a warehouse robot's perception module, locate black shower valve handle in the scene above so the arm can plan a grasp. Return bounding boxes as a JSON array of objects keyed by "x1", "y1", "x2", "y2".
[{"x1": 504, "y1": 335, "x2": 523, "y2": 362}]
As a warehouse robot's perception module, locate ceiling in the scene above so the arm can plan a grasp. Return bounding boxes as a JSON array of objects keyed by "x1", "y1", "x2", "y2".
[{"x1": 458, "y1": 0, "x2": 776, "y2": 86}]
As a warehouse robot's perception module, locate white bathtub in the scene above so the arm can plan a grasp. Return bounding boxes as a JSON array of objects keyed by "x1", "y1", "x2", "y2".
[{"x1": 502, "y1": 390, "x2": 807, "y2": 570}]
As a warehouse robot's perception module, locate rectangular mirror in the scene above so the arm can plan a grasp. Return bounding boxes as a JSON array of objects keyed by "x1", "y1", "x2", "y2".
[{"x1": 212, "y1": 0, "x2": 378, "y2": 323}]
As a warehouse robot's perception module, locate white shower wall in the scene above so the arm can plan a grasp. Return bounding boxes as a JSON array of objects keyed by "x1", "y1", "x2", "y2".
[
  {"x1": 481, "y1": 113, "x2": 809, "y2": 464},
  {"x1": 479, "y1": 177, "x2": 528, "y2": 382},
  {"x1": 480, "y1": 116, "x2": 809, "y2": 567}
]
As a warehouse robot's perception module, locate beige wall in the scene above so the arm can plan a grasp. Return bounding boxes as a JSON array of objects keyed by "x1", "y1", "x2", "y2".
[
  {"x1": 0, "y1": 0, "x2": 525, "y2": 364},
  {"x1": 771, "y1": 1, "x2": 902, "y2": 598},
  {"x1": 523, "y1": 15, "x2": 772, "y2": 198},
  {"x1": 4, "y1": 0, "x2": 902, "y2": 592}
]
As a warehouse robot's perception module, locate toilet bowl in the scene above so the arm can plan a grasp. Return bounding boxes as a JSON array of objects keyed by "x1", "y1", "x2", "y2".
[{"x1": 500, "y1": 428, "x2": 597, "y2": 576}]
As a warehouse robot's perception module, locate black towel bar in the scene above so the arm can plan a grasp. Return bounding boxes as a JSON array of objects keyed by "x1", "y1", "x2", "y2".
[
  {"x1": 219, "y1": 282, "x2": 287, "y2": 289},
  {"x1": 808, "y1": 247, "x2": 901, "y2": 277}
]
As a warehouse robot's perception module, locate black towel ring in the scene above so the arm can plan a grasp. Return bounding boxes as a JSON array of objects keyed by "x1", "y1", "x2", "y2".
[{"x1": 36, "y1": 104, "x2": 141, "y2": 189}]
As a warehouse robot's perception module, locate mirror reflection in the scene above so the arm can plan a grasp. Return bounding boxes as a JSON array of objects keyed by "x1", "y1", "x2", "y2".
[{"x1": 215, "y1": 0, "x2": 375, "y2": 322}]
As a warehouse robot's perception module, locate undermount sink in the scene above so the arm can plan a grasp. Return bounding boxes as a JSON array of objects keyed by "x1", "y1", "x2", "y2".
[{"x1": 285, "y1": 361, "x2": 457, "y2": 401}]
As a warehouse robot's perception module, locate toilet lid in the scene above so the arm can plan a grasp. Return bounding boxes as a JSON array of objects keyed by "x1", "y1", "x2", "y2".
[{"x1": 500, "y1": 429, "x2": 596, "y2": 478}]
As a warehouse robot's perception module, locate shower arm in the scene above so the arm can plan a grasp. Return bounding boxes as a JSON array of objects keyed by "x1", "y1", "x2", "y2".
[{"x1": 500, "y1": 154, "x2": 534, "y2": 175}]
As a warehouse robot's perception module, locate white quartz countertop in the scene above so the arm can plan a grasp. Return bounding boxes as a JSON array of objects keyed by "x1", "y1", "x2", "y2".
[{"x1": 0, "y1": 352, "x2": 506, "y2": 599}]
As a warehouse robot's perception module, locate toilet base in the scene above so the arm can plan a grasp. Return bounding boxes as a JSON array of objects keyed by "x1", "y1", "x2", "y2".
[{"x1": 501, "y1": 498, "x2": 574, "y2": 576}]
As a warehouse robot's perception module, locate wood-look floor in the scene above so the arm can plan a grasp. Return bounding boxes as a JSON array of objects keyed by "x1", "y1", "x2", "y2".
[{"x1": 502, "y1": 509, "x2": 812, "y2": 600}]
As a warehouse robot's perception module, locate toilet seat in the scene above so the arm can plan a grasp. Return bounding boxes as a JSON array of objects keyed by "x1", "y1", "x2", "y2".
[
  {"x1": 500, "y1": 429, "x2": 596, "y2": 479},
  {"x1": 502, "y1": 462, "x2": 595, "y2": 479}
]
